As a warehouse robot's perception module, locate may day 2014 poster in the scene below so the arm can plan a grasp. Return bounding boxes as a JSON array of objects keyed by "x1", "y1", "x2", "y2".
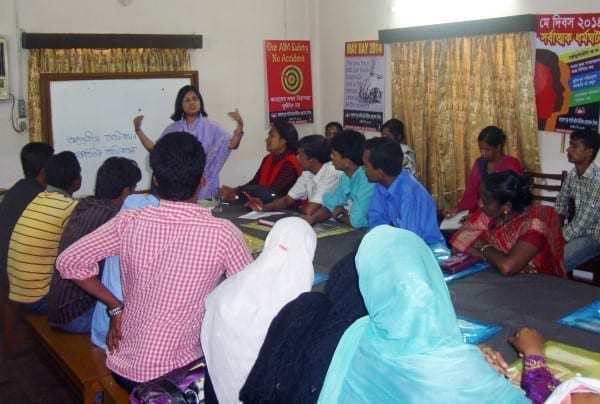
[
  {"x1": 265, "y1": 40, "x2": 313, "y2": 124},
  {"x1": 343, "y1": 40, "x2": 385, "y2": 131},
  {"x1": 535, "y1": 13, "x2": 600, "y2": 133}
]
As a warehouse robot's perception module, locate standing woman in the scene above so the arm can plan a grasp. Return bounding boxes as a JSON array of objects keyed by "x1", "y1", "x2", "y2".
[
  {"x1": 446, "y1": 126, "x2": 523, "y2": 216},
  {"x1": 133, "y1": 85, "x2": 244, "y2": 200}
]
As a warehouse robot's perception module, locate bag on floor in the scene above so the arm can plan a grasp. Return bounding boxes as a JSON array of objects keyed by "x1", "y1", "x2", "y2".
[{"x1": 130, "y1": 358, "x2": 206, "y2": 404}]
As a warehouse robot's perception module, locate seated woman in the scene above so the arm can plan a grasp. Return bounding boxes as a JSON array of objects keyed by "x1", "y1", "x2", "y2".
[
  {"x1": 380, "y1": 118, "x2": 418, "y2": 178},
  {"x1": 240, "y1": 250, "x2": 367, "y2": 403},
  {"x1": 201, "y1": 218, "x2": 316, "y2": 404},
  {"x1": 451, "y1": 171, "x2": 566, "y2": 277},
  {"x1": 318, "y1": 226, "x2": 528, "y2": 402},
  {"x1": 446, "y1": 125, "x2": 523, "y2": 216},
  {"x1": 220, "y1": 121, "x2": 302, "y2": 202}
]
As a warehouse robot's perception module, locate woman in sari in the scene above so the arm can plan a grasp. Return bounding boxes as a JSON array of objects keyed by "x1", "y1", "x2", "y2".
[
  {"x1": 220, "y1": 121, "x2": 302, "y2": 202},
  {"x1": 451, "y1": 170, "x2": 566, "y2": 277},
  {"x1": 318, "y1": 226, "x2": 528, "y2": 403},
  {"x1": 201, "y1": 217, "x2": 316, "y2": 404},
  {"x1": 446, "y1": 126, "x2": 523, "y2": 216}
]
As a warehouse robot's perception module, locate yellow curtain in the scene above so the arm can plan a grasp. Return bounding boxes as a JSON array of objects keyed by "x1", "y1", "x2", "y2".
[
  {"x1": 28, "y1": 48, "x2": 190, "y2": 141},
  {"x1": 390, "y1": 32, "x2": 539, "y2": 209}
]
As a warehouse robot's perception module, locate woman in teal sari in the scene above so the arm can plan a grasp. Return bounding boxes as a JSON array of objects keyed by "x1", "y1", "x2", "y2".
[{"x1": 318, "y1": 226, "x2": 527, "y2": 403}]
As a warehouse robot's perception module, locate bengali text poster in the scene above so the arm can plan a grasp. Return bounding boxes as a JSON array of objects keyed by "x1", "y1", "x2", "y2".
[{"x1": 265, "y1": 40, "x2": 313, "y2": 124}]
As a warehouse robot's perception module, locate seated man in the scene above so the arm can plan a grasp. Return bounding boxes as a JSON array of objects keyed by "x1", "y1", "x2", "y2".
[
  {"x1": 245, "y1": 134, "x2": 342, "y2": 216},
  {"x1": 304, "y1": 130, "x2": 375, "y2": 229},
  {"x1": 56, "y1": 132, "x2": 253, "y2": 391},
  {"x1": 0, "y1": 142, "x2": 54, "y2": 294},
  {"x1": 364, "y1": 137, "x2": 447, "y2": 250},
  {"x1": 325, "y1": 121, "x2": 343, "y2": 142},
  {"x1": 47, "y1": 157, "x2": 142, "y2": 333},
  {"x1": 555, "y1": 129, "x2": 600, "y2": 270},
  {"x1": 7, "y1": 151, "x2": 80, "y2": 314}
]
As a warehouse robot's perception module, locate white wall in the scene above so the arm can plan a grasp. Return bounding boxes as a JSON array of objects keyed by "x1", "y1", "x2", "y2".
[{"x1": 0, "y1": 0, "x2": 596, "y2": 192}]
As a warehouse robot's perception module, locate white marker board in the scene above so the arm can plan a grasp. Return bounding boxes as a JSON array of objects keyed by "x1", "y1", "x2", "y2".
[{"x1": 40, "y1": 72, "x2": 198, "y2": 196}]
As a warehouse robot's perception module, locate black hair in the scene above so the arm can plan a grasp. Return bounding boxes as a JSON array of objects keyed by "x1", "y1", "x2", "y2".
[
  {"x1": 484, "y1": 170, "x2": 533, "y2": 212},
  {"x1": 330, "y1": 130, "x2": 366, "y2": 166},
  {"x1": 570, "y1": 129, "x2": 600, "y2": 160},
  {"x1": 45, "y1": 151, "x2": 81, "y2": 190},
  {"x1": 150, "y1": 132, "x2": 206, "y2": 201},
  {"x1": 298, "y1": 135, "x2": 331, "y2": 164},
  {"x1": 272, "y1": 121, "x2": 299, "y2": 153},
  {"x1": 20, "y1": 142, "x2": 54, "y2": 179},
  {"x1": 94, "y1": 157, "x2": 142, "y2": 199},
  {"x1": 364, "y1": 137, "x2": 403, "y2": 177},
  {"x1": 477, "y1": 126, "x2": 507, "y2": 148},
  {"x1": 325, "y1": 121, "x2": 343, "y2": 133},
  {"x1": 170, "y1": 85, "x2": 208, "y2": 121},
  {"x1": 380, "y1": 118, "x2": 405, "y2": 144}
]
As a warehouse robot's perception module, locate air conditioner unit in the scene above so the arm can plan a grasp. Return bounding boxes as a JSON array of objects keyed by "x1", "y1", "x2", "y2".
[{"x1": 0, "y1": 38, "x2": 9, "y2": 100}]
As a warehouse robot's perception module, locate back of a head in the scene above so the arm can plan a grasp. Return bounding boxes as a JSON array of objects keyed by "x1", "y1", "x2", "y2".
[
  {"x1": 150, "y1": 132, "x2": 206, "y2": 201},
  {"x1": 299, "y1": 134, "x2": 332, "y2": 164},
  {"x1": 331, "y1": 130, "x2": 366, "y2": 166},
  {"x1": 272, "y1": 121, "x2": 299, "y2": 153},
  {"x1": 571, "y1": 129, "x2": 600, "y2": 161},
  {"x1": 94, "y1": 157, "x2": 142, "y2": 199},
  {"x1": 365, "y1": 137, "x2": 403, "y2": 177},
  {"x1": 484, "y1": 170, "x2": 533, "y2": 212},
  {"x1": 45, "y1": 151, "x2": 81, "y2": 190},
  {"x1": 20, "y1": 142, "x2": 54, "y2": 179},
  {"x1": 477, "y1": 126, "x2": 506, "y2": 147},
  {"x1": 381, "y1": 118, "x2": 405, "y2": 144}
]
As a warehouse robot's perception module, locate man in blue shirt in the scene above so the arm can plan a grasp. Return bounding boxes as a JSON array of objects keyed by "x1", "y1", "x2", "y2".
[
  {"x1": 304, "y1": 130, "x2": 374, "y2": 229},
  {"x1": 364, "y1": 137, "x2": 446, "y2": 249}
]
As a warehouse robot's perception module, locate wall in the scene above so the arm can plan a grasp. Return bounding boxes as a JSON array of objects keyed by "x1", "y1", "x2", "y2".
[{"x1": 0, "y1": 0, "x2": 597, "y2": 194}]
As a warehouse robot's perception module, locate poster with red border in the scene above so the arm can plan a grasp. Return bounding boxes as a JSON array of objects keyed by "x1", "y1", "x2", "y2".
[
  {"x1": 343, "y1": 40, "x2": 385, "y2": 131},
  {"x1": 535, "y1": 13, "x2": 600, "y2": 133},
  {"x1": 265, "y1": 40, "x2": 313, "y2": 124}
]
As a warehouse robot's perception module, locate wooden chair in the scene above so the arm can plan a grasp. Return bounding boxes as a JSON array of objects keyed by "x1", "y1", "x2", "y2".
[{"x1": 524, "y1": 170, "x2": 568, "y2": 204}]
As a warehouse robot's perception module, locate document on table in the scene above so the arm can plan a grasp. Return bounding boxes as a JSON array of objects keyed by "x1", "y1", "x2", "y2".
[
  {"x1": 557, "y1": 300, "x2": 600, "y2": 334},
  {"x1": 507, "y1": 340, "x2": 600, "y2": 386},
  {"x1": 440, "y1": 210, "x2": 469, "y2": 230},
  {"x1": 238, "y1": 211, "x2": 284, "y2": 220}
]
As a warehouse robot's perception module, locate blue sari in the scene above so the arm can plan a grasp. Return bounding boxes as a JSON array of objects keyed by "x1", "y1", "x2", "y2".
[{"x1": 318, "y1": 226, "x2": 527, "y2": 403}]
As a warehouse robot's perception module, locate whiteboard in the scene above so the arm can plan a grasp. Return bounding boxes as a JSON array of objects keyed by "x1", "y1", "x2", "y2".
[{"x1": 41, "y1": 72, "x2": 198, "y2": 197}]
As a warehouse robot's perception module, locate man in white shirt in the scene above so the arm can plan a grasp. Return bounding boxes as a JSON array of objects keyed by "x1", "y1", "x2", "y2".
[{"x1": 245, "y1": 134, "x2": 342, "y2": 215}]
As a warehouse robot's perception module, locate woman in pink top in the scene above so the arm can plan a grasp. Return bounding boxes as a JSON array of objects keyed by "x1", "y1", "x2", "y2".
[{"x1": 446, "y1": 126, "x2": 523, "y2": 215}]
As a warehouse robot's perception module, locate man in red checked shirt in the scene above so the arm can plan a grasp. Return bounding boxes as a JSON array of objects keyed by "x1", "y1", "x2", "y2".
[{"x1": 56, "y1": 132, "x2": 253, "y2": 392}]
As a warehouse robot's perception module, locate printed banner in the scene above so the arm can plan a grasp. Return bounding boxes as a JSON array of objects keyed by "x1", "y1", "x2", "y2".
[
  {"x1": 343, "y1": 40, "x2": 385, "y2": 131},
  {"x1": 265, "y1": 40, "x2": 313, "y2": 124},
  {"x1": 535, "y1": 13, "x2": 600, "y2": 133}
]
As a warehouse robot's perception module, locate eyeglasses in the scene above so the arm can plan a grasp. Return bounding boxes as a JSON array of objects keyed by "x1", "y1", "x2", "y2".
[{"x1": 182, "y1": 96, "x2": 200, "y2": 103}]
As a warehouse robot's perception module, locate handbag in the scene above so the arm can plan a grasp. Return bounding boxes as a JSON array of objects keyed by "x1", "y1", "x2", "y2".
[{"x1": 130, "y1": 358, "x2": 206, "y2": 404}]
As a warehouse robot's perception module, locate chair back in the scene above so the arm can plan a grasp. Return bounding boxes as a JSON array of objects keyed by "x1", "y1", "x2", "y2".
[{"x1": 524, "y1": 170, "x2": 567, "y2": 204}]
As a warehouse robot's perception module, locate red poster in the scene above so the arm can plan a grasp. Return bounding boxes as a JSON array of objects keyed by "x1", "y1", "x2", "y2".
[{"x1": 265, "y1": 40, "x2": 313, "y2": 124}]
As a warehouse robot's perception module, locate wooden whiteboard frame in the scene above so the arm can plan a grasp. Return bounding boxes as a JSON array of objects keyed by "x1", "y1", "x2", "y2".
[{"x1": 40, "y1": 71, "x2": 199, "y2": 144}]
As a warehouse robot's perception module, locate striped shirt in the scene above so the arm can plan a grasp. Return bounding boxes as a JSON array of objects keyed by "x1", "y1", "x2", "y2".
[
  {"x1": 7, "y1": 190, "x2": 78, "y2": 303},
  {"x1": 48, "y1": 197, "x2": 120, "y2": 325},
  {"x1": 56, "y1": 200, "x2": 253, "y2": 382}
]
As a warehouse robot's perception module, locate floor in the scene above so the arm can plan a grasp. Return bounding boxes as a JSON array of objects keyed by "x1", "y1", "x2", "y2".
[{"x1": 0, "y1": 317, "x2": 77, "y2": 404}]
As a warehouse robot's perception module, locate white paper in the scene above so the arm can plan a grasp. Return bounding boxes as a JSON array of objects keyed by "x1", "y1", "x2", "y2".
[
  {"x1": 440, "y1": 210, "x2": 469, "y2": 230},
  {"x1": 237, "y1": 211, "x2": 284, "y2": 220}
]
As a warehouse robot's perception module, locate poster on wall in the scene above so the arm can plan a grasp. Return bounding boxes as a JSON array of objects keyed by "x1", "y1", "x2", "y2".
[
  {"x1": 265, "y1": 40, "x2": 313, "y2": 124},
  {"x1": 343, "y1": 40, "x2": 385, "y2": 131},
  {"x1": 535, "y1": 13, "x2": 600, "y2": 133}
]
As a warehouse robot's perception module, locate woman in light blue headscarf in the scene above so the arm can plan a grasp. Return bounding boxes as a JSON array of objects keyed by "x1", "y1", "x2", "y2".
[{"x1": 318, "y1": 226, "x2": 528, "y2": 403}]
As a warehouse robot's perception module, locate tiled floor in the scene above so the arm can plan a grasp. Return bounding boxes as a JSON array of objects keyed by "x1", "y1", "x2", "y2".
[{"x1": 0, "y1": 319, "x2": 77, "y2": 403}]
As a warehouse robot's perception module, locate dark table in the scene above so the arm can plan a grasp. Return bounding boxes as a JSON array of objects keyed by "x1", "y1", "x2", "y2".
[
  {"x1": 215, "y1": 203, "x2": 599, "y2": 362},
  {"x1": 214, "y1": 203, "x2": 365, "y2": 274},
  {"x1": 448, "y1": 270, "x2": 600, "y2": 362}
]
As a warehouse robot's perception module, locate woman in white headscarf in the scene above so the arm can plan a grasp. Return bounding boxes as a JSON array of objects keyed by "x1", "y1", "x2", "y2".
[
  {"x1": 201, "y1": 217, "x2": 316, "y2": 403},
  {"x1": 318, "y1": 226, "x2": 528, "y2": 403}
]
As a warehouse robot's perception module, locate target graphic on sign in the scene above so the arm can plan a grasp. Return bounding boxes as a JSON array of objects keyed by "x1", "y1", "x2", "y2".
[{"x1": 281, "y1": 65, "x2": 303, "y2": 95}]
